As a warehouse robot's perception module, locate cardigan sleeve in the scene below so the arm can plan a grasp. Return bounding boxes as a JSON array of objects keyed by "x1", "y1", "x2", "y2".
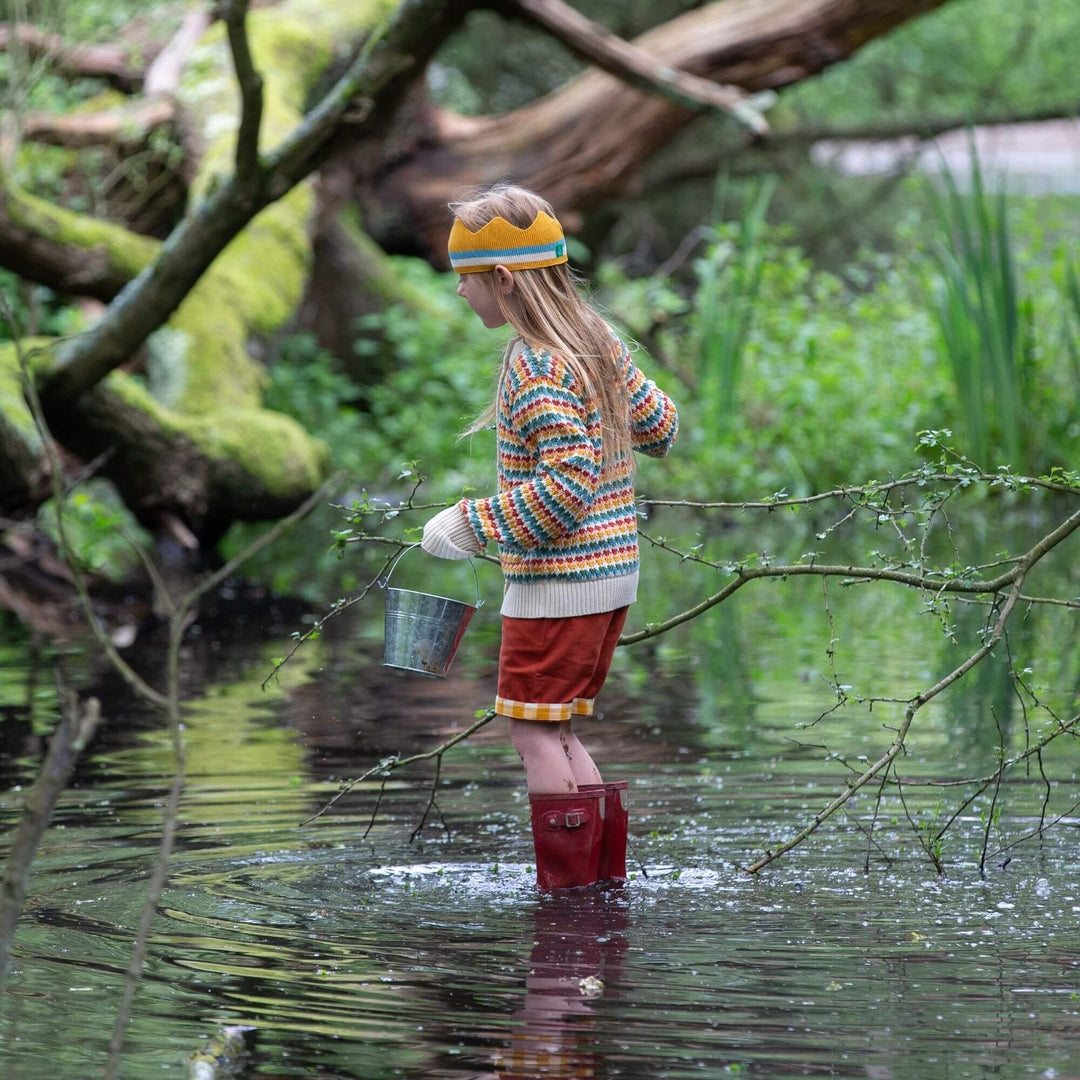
[
  {"x1": 622, "y1": 344, "x2": 679, "y2": 458},
  {"x1": 461, "y1": 359, "x2": 602, "y2": 550}
]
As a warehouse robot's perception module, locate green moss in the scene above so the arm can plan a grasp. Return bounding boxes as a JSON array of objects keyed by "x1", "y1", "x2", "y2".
[
  {"x1": 103, "y1": 370, "x2": 330, "y2": 497},
  {"x1": 4, "y1": 183, "x2": 158, "y2": 278},
  {"x1": 161, "y1": 0, "x2": 384, "y2": 415},
  {"x1": 0, "y1": 340, "x2": 45, "y2": 451},
  {"x1": 70, "y1": 89, "x2": 129, "y2": 115},
  {"x1": 189, "y1": 407, "x2": 330, "y2": 496}
]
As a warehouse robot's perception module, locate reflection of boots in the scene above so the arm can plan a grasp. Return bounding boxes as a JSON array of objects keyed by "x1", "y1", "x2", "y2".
[
  {"x1": 495, "y1": 893, "x2": 630, "y2": 1080},
  {"x1": 528, "y1": 790, "x2": 605, "y2": 891},
  {"x1": 579, "y1": 781, "x2": 628, "y2": 882}
]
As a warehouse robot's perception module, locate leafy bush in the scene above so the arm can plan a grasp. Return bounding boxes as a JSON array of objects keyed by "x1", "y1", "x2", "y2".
[{"x1": 37, "y1": 479, "x2": 152, "y2": 582}]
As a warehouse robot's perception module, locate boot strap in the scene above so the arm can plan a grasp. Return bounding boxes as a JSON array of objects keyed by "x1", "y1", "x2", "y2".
[{"x1": 543, "y1": 809, "x2": 588, "y2": 830}]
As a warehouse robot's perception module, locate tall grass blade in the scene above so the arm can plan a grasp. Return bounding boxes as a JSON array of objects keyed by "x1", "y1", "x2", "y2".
[
  {"x1": 695, "y1": 174, "x2": 777, "y2": 427},
  {"x1": 928, "y1": 138, "x2": 1028, "y2": 470}
]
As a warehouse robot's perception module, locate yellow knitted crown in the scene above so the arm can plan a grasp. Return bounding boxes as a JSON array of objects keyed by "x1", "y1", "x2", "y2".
[{"x1": 448, "y1": 211, "x2": 567, "y2": 274}]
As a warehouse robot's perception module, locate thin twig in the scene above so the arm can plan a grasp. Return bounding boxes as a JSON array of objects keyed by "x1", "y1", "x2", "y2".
[
  {"x1": 261, "y1": 543, "x2": 397, "y2": 690},
  {"x1": 977, "y1": 707, "x2": 1007, "y2": 876},
  {"x1": 743, "y1": 571, "x2": 1028, "y2": 874},
  {"x1": 301, "y1": 710, "x2": 496, "y2": 828},
  {"x1": 219, "y1": 0, "x2": 263, "y2": 186},
  {"x1": 894, "y1": 765, "x2": 944, "y2": 874},
  {"x1": 864, "y1": 772, "x2": 890, "y2": 873},
  {"x1": 410, "y1": 753, "x2": 443, "y2": 843},
  {"x1": 991, "y1": 797, "x2": 1080, "y2": 861},
  {"x1": 6, "y1": 330, "x2": 169, "y2": 709}
]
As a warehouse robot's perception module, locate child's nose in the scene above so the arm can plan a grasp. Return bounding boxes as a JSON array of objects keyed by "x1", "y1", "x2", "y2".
[{"x1": 456, "y1": 278, "x2": 466, "y2": 297}]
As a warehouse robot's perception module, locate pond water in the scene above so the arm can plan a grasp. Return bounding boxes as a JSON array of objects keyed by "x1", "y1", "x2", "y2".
[{"x1": 1, "y1": 504, "x2": 1079, "y2": 1079}]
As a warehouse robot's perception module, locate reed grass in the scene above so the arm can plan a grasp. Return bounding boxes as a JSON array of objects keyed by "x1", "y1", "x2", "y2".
[
  {"x1": 694, "y1": 174, "x2": 777, "y2": 426},
  {"x1": 928, "y1": 147, "x2": 1036, "y2": 470}
]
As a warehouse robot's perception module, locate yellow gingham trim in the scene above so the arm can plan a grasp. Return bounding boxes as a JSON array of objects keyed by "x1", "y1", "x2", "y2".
[
  {"x1": 495, "y1": 696, "x2": 573, "y2": 722},
  {"x1": 571, "y1": 697, "x2": 595, "y2": 716}
]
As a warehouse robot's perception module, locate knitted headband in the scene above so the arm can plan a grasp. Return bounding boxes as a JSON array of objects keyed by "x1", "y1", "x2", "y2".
[{"x1": 448, "y1": 210, "x2": 568, "y2": 274}]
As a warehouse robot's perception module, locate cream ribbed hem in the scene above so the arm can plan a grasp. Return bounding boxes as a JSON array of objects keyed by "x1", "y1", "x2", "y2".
[{"x1": 500, "y1": 571, "x2": 638, "y2": 618}]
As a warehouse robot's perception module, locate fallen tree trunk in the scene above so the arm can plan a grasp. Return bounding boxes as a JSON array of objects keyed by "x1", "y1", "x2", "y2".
[{"x1": 361, "y1": 0, "x2": 953, "y2": 259}]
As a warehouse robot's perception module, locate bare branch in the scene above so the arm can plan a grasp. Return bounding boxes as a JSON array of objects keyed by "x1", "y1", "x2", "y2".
[
  {"x1": 18, "y1": 98, "x2": 175, "y2": 152},
  {"x1": 626, "y1": 502, "x2": 1080, "y2": 646},
  {"x1": 218, "y1": 0, "x2": 264, "y2": 185},
  {"x1": 508, "y1": 0, "x2": 767, "y2": 133},
  {"x1": 0, "y1": 23, "x2": 144, "y2": 90},
  {"x1": 742, "y1": 571, "x2": 1028, "y2": 874},
  {"x1": 639, "y1": 469, "x2": 1080, "y2": 510},
  {"x1": 301, "y1": 710, "x2": 497, "y2": 829},
  {"x1": 764, "y1": 105, "x2": 1080, "y2": 148},
  {"x1": 144, "y1": 6, "x2": 214, "y2": 96},
  {"x1": 0, "y1": 691, "x2": 101, "y2": 988}
]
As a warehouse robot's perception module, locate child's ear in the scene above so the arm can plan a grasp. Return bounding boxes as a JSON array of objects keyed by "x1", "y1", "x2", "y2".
[{"x1": 493, "y1": 265, "x2": 516, "y2": 294}]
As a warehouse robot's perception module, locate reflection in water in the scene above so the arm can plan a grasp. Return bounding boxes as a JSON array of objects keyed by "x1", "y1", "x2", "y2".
[
  {"x1": 2, "y1": 515, "x2": 1080, "y2": 1078},
  {"x1": 495, "y1": 893, "x2": 627, "y2": 1080}
]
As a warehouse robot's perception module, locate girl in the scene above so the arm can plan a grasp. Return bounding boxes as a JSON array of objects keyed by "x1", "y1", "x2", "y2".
[{"x1": 421, "y1": 184, "x2": 678, "y2": 891}]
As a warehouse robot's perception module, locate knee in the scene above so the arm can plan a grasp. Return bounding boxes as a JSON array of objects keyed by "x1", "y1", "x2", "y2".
[{"x1": 508, "y1": 718, "x2": 563, "y2": 756}]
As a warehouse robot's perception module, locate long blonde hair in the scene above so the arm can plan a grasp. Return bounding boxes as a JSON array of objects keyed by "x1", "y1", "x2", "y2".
[{"x1": 452, "y1": 183, "x2": 632, "y2": 465}]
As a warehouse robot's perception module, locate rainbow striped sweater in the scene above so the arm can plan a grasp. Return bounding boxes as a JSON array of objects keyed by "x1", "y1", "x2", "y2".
[{"x1": 458, "y1": 338, "x2": 678, "y2": 617}]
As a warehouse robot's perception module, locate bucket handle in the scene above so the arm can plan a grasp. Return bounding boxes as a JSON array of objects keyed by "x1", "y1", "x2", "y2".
[{"x1": 379, "y1": 542, "x2": 483, "y2": 608}]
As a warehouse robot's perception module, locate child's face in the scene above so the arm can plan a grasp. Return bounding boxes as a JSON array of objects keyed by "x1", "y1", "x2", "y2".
[{"x1": 456, "y1": 266, "x2": 514, "y2": 328}]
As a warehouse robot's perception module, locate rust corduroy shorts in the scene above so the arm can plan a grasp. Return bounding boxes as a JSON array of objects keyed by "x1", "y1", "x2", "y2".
[{"x1": 494, "y1": 606, "x2": 628, "y2": 722}]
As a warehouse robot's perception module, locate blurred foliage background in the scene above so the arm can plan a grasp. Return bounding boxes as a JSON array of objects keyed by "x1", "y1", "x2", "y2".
[{"x1": 4, "y1": 0, "x2": 1080, "y2": 595}]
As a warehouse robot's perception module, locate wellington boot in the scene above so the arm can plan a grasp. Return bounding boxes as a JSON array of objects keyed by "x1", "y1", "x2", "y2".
[
  {"x1": 579, "y1": 781, "x2": 628, "y2": 882},
  {"x1": 528, "y1": 789, "x2": 605, "y2": 891}
]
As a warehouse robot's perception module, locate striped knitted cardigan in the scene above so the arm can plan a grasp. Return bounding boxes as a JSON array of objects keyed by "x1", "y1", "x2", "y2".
[{"x1": 458, "y1": 338, "x2": 678, "y2": 611}]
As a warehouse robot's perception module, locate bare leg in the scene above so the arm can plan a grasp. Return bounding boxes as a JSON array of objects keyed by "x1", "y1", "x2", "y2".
[
  {"x1": 560, "y1": 721, "x2": 603, "y2": 786},
  {"x1": 509, "y1": 719, "x2": 578, "y2": 793}
]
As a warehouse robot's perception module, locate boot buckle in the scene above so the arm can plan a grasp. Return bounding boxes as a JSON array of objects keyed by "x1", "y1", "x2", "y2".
[{"x1": 564, "y1": 810, "x2": 584, "y2": 829}]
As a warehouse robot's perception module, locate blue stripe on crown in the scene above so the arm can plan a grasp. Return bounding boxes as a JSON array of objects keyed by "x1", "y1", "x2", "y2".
[{"x1": 451, "y1": 242, "x2": 559, "y2": 259}]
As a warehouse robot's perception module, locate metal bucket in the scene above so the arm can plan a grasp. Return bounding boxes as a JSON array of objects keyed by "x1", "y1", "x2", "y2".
[{"x1": 380, "y1": 544, "x2": 483, "y2": 678}]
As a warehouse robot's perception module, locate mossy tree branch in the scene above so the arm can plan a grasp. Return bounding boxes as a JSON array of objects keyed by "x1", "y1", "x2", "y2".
[
  {"x1": 39, "y1": 0, "x2": 471, "y2": 409},
  {"x1": 0, "y1": 23, "x2": 145, "y2": 90}
]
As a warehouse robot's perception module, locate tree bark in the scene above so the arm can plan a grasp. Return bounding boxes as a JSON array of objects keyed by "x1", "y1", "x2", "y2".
[
  {"x1": 0, "y1": 24, "x2": 146, "y2": 90},
  {"x1": 362, "y1": 0, "x2": 953, "y2": 259}
]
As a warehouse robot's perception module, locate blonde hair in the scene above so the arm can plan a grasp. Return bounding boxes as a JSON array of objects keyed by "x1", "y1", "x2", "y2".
[{"x1": 451, "y1": 183, "x2": 632, "y2": 465}]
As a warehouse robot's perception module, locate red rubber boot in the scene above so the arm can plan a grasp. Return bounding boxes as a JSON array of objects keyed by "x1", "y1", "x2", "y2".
[
  {"x1": 528, "y1": 789, "x2": 605, "y2": 891},
  {"x1": 579, "y1": 781, "x2": 628, "y2": 882}
]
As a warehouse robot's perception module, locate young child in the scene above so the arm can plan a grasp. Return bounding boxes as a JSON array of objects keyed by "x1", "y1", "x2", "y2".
[{"x1": 421, "y1": 183, "x2": 678, "y2": 891}]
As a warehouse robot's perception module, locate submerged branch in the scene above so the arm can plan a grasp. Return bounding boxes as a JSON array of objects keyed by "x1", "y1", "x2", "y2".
[
  {"x1": 300, "y1": 710, "x2": 497, "y2": 829},
  {"x1": 0, "y1": 692, "x2": 101, "y2": 989}
]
